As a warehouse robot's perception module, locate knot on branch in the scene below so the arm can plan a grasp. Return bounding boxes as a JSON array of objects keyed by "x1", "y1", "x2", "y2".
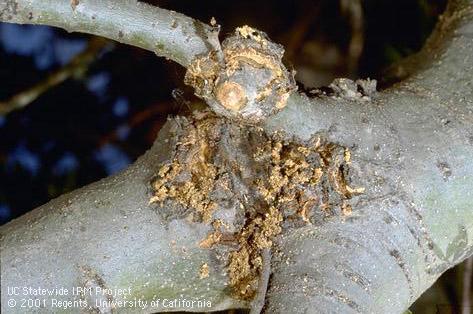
[{"x1": 185, "y1": 26, "x2": 297, "y2": 123}]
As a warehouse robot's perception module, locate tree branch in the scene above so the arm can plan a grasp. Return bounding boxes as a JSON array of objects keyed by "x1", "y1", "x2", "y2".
[
  {"x1": 1, "y1": 0, "x2": 473, "y2": 314},
  {"x1": 0, "y1": 0, "x2": 298, "y2": 123},
  {"x1": 0, "y1": 122, "x2": 249, "y2": 312},
  {"x1": 0, "y1": 37, "x2": 110, "y2": 115},
  {"x1": 262, "y1": 0, "x2": 473, "y2": 312},
  {"x1": 463, "y1": 257, "x2": 473, "y2": 314},
  {"x1": 0, "y1": 0, "x2": 221, "y2": 67}
]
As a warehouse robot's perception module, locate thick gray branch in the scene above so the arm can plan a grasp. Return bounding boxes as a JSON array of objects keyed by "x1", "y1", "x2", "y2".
[
  {"x1": 0, "y1": 0, "x2": 221, "y2": 67},
  {"x1": 0, "y1": 1, "x2": 296, "y2": 122},
  {"x1": 263, "y1": 0, "x2": 473, "y2": 312},
  {"x1": 1, "y1": 0, "x2": 473, "y2": 314},
  {"x1": 0, "y1": 122, "x2": 248, "y2": 313}
]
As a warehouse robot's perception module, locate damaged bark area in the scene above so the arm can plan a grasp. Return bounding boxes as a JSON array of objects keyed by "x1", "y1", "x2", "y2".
[
  {"x1": 1, "y1": 0, "x2": 473, "y2": 313},
  {"x1": 150, "y1": 111, "x2": 364, "y2": 300},
  {"x1": 184, "y1": 26, "x2": 297, "y2": 123}
]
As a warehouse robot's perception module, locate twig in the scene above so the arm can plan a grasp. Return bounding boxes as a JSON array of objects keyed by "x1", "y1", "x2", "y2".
[
  {"x1": 250, "y1": 248, "x2": 272, "y2": 314},
  {"x1": 340, "y1": 0, "x2": 364, "y2": 74},
  {"x1": 0, "y1": 0, "x2": 221, "y2": 67},
  {"x1": 0, "y1": 37, "x2": 110, "y2": 115},
  {"x1": 463, "y1": 256, "x2": 473, "y2": 314},
  {"x1": 1, "y1": 0, "x2": 296, "y2": 123},
  {"x1": 98, "y1": 101, "x2": 173, "y2": 146},
  {"x1": 283, "y1": 2, "x2": 320, "y2": 61}
]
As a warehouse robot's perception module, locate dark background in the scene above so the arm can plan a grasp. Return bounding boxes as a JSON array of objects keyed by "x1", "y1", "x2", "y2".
[{"x1": 0, "y1": 0, "x2": 470, "y2": 312}]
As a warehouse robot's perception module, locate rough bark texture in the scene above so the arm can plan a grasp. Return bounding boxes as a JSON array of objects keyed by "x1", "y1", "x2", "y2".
[
  {"x1": 0, "y1": 121, "x2": 250, "y2": 312},
  {"x1": 1, "y1": 0, "x2": 473, "y2": 313},
  {"x1": 263, "y1": 1, "x2": 473, "y2": 312}
]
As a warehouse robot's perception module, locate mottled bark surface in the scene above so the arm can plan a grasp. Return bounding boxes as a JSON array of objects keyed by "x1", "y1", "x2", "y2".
[
  {"x1": 263, "y1": 2, "x2": 473, "y2": 311},
  {"x1": 1, "y1": 0, "x2": 473, "y2": 313}
]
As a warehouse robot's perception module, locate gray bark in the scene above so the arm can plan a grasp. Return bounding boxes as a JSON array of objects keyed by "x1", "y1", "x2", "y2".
[
  {"x1": 1, "y1": 0, "x2": 473, "y2": 313},
  {"x1": 0, "y1": 122, "x2": 247, "y2": 312},
  {"x1": 263, "y1": 1, "x2": 473, "y2": 312},
  {"x1": 0, "y1": 0, "x2": 221, "y2": 67}
]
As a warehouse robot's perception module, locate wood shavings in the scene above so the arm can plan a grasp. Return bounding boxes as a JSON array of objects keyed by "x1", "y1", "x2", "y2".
[
  {"x1": 199, "y1": 263, "x2": 210, "y2": 279},
  {"x1": 150, "y1": 113, "x2": 222, "y2": 223},
  {"x1": 149, "y1": 112, "x2": 364, "y2": 300}
]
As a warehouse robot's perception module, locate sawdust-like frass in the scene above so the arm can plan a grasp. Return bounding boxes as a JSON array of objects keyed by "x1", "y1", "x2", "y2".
[{"x1": 150, "y1": 111, "x2": 363, "y2": 299}]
